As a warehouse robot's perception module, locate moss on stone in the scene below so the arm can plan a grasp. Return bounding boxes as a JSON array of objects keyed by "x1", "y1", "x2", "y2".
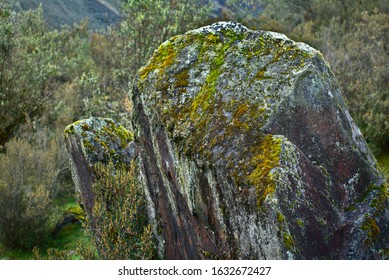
[
  {"x1": 255, "y1": 67, "x2": 274, "y2": 80},
  {"x1": 64, "y1": 124, "x2": 75, "y2": 134},
  {"x1": 296, "y1": 219, "x2": 304, "y2": 228},
  {"x1": 139, "y1": 40, "x2": 177, "y2": 80},
  {"x1": 82, "y1": 139, "x2": 96, "y2": 152},
  {"x1": 175, "y1": 70, "x2": 190, "y2": 88},
  {"x1": 283, "y1": 233, "x2": 295, "y2": 251},
  {"x1": 81, "y1": 123, "x2": 90, "y2": 131},
  {"x1": 248, "y1": 135, "x2": 282, "y2": 208},
  {"x1": 343, "y1": 179, "x2": 389, "y2": 241},
  {"x1": 109, "y1": 121, "x2": 134, "y2": 148},
  {"x1": 361, "y1": 216, "x2": 381, "y2": 246},
  {"x1": 356, "y1": 181, "x2": 389, "y2": 217},
  {"x1": 66, "y1": 118, "x2": 134, "y2": 167},
  {"x1": 345, "y1": 205, "x2": 357, "y2": 211},
  {"x1": 136, "y1": 23, "x2": 313, "y2": 212},
  {"x1": 277, "y1": 212, "x2": 285, "y2": 223},
  {"x1": 152, "y1": 29, "x2": 285, "y2": 205}
]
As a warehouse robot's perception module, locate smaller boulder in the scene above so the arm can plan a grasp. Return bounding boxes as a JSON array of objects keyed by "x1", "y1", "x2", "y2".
[{"x1": 64, "y1": 117, "x2": 135, "y2": 220}]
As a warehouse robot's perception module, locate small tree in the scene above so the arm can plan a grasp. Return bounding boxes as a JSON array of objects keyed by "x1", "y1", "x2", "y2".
[{"x1": 0, "y1": 6, "x2": 94, "y2": 145}]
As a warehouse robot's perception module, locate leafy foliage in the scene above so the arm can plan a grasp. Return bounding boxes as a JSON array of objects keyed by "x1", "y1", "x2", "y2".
[
  {"x1": 120, "y1": 0, "x2": 214, "y2": 73},
  {"x1": 0, "y1": 7, "x2": 54, "y2": 144},
  {"x1": 0, "y1": 6, "x2": 93, "y2": 145},
  {"x1": 0, "y1": 138, "x2": 59, "y2": 249},
  {"x1": 32, "y1": 161, "x2": 156, "y2": 260},
  {"x1": 87, "y1": 162, "x2": 156, "y2": 260},
  {"x1": 322, "y1": 11, "x2": 389, "y2": 152}
]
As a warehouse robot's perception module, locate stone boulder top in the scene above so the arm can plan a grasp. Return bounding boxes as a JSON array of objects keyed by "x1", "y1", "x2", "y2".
[
  {"x1": 135, "y1": 21, "x2": 382, "y2": 200},
  {"x1": 132, "y1": 22, "x2": 387, "y2": 259},
  {"x1": 65, "y1": 117, "x2": 134, "y2": 167}
]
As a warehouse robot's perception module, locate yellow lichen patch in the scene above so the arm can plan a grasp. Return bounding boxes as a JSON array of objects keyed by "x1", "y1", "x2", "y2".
[
  {"x1": 277, "y1": 212, "x2": 285, "y2": 224},
  {"x1": 254, "y1": 67, "x2": 274, "y2": 80},
  {"x1": 139, "y1": 41, "x2": 176, "y2": 80},
  {"x1": 362, "y1": 216, "x2": 381, "y2": 246},
  {"x1": 283, "y1": 233, "x2": 295, "y2": 250},
  {"x1": 247, "y1": 134, "x2": 282, "y2": 208},
  {"x1": 234, "y1": 102, "x2": 250, "y2": 119},
  {"x1": 205, "y1": 33, "x2": 221, "y2": 45},
  {"x1": 190, "y1": 83, "x2": 215, "y2": 114},
  {"x1": 224, "y1": 101, "x2": 259, "y2": 137},
  {"x1": 296, "y1": 219, "x2": 304, "y2": 228}
]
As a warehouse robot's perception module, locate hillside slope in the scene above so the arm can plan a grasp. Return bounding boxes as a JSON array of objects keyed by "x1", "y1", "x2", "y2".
[{"x1": 19, "y1": 0, "x2": 122, "y2": 29}]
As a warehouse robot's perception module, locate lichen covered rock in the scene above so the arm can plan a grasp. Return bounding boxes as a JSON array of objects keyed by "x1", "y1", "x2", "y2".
[
  {"x1": 132, "y1": 22, "x2": 389, "y2": 259},
  {"x1": 64, "y1": 117, "x2": 135, "y2": 219}
]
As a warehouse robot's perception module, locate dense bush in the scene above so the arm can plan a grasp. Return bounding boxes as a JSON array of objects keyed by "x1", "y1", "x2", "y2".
[
  {"x1": 323, "y1": 11, "x2": 389, "y2": 152},
  {"x1": 0, "y1": 138, "x2": 59, "y2": 249},
  {"x1": 85, "y1": 162, "x2": 155, "y2": 260},
  {"x1": 0, "y1": 6, "x2": 93, "y2": 146}
]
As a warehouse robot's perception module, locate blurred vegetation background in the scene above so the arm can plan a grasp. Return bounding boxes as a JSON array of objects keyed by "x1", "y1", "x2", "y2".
[{"x1": 0, "y1": 0, "x2": 387, "y2": 259}]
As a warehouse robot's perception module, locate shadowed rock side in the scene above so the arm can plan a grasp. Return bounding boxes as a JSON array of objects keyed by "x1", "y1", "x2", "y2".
[{"x1": 132, "y1": 22, "x2": 389, "y2": 259}]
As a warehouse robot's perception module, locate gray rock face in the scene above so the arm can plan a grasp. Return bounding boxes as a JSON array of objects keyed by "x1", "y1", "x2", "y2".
[{"x1": 132, "y1": 22, "x2": 388, "y2": 259}]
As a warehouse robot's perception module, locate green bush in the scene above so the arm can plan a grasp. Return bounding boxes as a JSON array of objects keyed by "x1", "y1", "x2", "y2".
[
  {"x1": 0, "y1": 6, "x2": 93, "y2": 146},
  {"x1": 0, "y1": 138, "x2": 58, "y2": 249},
  {"x1": 322, "y1": 11, "x2": 389, "y2": 152},
  {"x1": 84, "y1": 162, "x2": 156, "y2": 260}
]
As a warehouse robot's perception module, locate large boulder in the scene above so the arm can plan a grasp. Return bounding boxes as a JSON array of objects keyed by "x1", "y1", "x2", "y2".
[{"x1": 132, "y1": 22, "x2": 388, "y2": 259}]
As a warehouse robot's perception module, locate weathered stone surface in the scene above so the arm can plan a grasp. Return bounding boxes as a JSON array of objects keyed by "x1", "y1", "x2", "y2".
[
  {"x1": 132, "y1": 22, "x2": 388, "y2": 259},
  {"x1": 64, "y1": 117, "x2": 135, "y2": 220},
  {"x1": 64, "y1": 22, "x2": 389, "y2": 260}
]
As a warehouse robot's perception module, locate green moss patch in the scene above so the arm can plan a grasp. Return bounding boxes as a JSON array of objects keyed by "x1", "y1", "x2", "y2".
[
  {"x1": 248, "y1": 135, "x2": 282, "y2": 207},
  {"x1": 65, "y1": 205, "x2": 86, "y2": 222},
  {"x1": 362, "y1": 216, "x2": 381, "y2": 246},
  {"x1": 65, "y1": 117, "x2": 134, "y2": 167},
  {"x1": 139, "y1": 40, "x2": 177, "y2": 80},
  {"x1": 283, "y1": 233, "x2": 295, "y2": 251}
]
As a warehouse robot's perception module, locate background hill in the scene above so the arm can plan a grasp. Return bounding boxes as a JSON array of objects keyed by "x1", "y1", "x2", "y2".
[
  {"x1": 19, "y1": 0, "x2": 122, "y2": 30},
  {"x1": 16, "y1": 0, "x2": 257, "y2": 30}
]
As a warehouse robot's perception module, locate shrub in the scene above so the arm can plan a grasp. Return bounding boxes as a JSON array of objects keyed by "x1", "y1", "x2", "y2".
[
  {"x1": 85, "y1": 162, "x2": 156, "y2": 260},
  {"x1": 0, "y1": 138, "x2": 58, "y2": 249},
  {"x1": 322, "y1": 11, "x2": 389, "y2": 153}
]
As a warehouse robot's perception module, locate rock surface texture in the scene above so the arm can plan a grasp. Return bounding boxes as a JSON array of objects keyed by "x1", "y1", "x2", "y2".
[
  {"x1": 132, "y1": 21, "x2": 388, "y2": 260},
  {"x1": 66, "y1": 22, "x2": 389, "y2": 259}
]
